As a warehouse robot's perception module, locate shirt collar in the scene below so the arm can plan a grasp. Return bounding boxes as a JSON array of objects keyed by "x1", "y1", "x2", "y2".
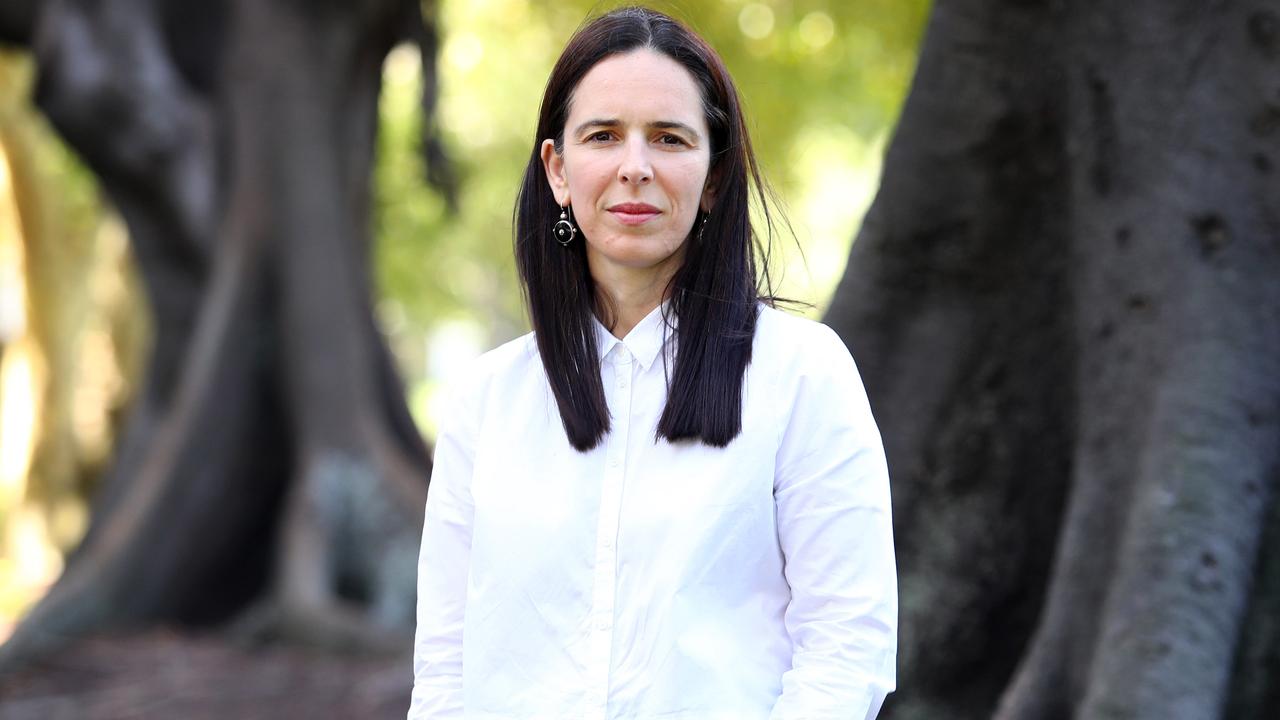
[{"x1": 592, "y1": 301, "x2": 676, "y2": 371}]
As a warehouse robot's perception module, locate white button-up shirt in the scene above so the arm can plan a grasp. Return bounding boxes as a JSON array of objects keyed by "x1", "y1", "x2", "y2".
[{"x1": 410, "y1": 303, "x2": 896, "y2": 719}]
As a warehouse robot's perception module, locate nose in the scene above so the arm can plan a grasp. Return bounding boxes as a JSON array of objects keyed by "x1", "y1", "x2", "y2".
[{"x1": 617, "y1": 136, "x2": 653, "y2": 185}]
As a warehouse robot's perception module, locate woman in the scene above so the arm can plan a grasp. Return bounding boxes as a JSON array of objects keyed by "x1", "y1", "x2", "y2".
[{"x1": 410, "y1": 7, "x2": 896, "y2": 719}]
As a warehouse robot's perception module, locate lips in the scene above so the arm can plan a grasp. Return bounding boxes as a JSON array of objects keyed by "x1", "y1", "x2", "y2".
[{"x1": 607, "y1": 202, "x2": 661, "y2": 226}]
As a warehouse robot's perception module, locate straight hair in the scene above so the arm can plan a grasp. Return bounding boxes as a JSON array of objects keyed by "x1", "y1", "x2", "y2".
[{"x1": 514, "y1": 5, "x2": 784, "y2": 452}]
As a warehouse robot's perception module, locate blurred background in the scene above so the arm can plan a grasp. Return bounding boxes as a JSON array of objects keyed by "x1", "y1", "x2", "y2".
[
  {"x1": 0, "y1": 0, "x2": 927, "y2": 633},
  {"x1": 0, "y1": 0, "x2": 931, "y2": 716},
  {"x1": 1, "y1": 0, "x2": 1275, "y2": 718}
]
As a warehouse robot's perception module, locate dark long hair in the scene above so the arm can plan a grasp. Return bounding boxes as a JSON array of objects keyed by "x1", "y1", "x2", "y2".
[{"x1": 514, "y1": 5, "x2": 782, "y2": 452}]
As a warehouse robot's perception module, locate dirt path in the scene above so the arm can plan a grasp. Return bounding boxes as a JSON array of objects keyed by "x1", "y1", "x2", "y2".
[{"x1": 0, "y1": 630, "x2": 411, "y2": 719}]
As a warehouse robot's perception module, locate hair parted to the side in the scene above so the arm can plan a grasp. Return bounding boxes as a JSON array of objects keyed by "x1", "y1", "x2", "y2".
[{"x1": 514, "y1": 5, "x2": 788, "y2": 452}]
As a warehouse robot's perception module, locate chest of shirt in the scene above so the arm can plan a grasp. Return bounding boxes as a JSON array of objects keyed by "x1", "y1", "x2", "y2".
[{"x1": 467, "y1": 352, "x2": 784, "y2": 563}]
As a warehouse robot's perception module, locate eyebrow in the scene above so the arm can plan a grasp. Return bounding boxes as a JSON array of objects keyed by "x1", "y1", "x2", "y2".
[{"x1": 572, "y1": 118, "x2": 701, "y2": 140}]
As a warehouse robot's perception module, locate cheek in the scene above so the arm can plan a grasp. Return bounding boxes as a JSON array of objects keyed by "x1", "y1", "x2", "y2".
[
  {"x1": 668, "y1": 158, "x2": 710, "y2": 199},
  {"x1": 564, "y1": 155, "x2": 610, "y2": 200}
]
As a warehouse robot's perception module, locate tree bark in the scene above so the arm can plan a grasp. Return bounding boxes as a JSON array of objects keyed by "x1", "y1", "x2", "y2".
[
  {"x1": 825, "y1": 1, "x2": 1280, "y2": 718},
  {"x1": 0, "y1": 0, "x2": 441, "y2": 670},
  {"x1": 0, "y1": 0, "x2": 37, "y2": 46}
]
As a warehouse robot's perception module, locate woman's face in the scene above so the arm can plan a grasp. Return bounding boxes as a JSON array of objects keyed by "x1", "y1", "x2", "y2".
[{"x1": 541, "y1": 49, "x2": 714, "y2": 279}]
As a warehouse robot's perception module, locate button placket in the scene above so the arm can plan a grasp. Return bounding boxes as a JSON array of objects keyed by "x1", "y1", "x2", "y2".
[{"x1": 584, "y1": 346, "x2": 634, "y2": 719}]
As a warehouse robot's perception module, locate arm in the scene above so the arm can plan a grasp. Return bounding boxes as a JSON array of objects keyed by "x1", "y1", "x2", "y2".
[
  {"x1": 409, "y1": 379, "x2": 480, "y2": 719},
  {"x1": 769, "y1": 325, "x2": 898, "y2": 720}
]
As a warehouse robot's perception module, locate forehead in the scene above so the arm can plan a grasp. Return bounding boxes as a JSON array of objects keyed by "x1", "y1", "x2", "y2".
[{"x1": 567, "y1": 49, "x2": 707, "y2": 127}]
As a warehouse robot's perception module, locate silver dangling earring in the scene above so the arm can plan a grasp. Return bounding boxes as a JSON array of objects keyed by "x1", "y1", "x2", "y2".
[
  {"x1": 696, "y1": 211, "x2": 709, "y2": 242},
  {"x1": 553, "y1": 204, "x2": 578, "y2": 246}
]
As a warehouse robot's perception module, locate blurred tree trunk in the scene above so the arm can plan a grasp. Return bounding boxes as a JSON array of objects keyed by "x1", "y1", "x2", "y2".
[
  {"x1": 825, "y1": 1, "x2": 1280, "y2": 719},
  {"x1": 0, "y1": 0, "x2": 449, "y2": 669}
]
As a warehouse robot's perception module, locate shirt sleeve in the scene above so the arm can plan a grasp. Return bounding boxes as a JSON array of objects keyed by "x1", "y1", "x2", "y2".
[
  {"x1": 409, "y1": 377, "x2": 480, "y2": 719},
  {"x1": 768, "y1": 324, "x2": 898, "y2": 720}
]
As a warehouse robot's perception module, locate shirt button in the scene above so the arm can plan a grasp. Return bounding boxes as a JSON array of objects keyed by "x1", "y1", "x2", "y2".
[
  {"x1": 610, "y1": 457, "x2": 619, "y2": 467},
  {"x1": 596, "y1": 619, "x2": 609, "y2": 631}
]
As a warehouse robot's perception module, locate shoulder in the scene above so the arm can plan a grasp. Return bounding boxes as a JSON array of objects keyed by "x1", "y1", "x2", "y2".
[
  {"x1": 476, "y1": 330, "x2": 539, "y2": 375},
  {"x1": 754, "y1": 305, "x2": 883, "y2": 464},
  {"x1": 442, "y1": 331, "x2": 539, "y2": 411},
  {"x1": 753, "y1": 303, "x2": 856, "y2": 376}
]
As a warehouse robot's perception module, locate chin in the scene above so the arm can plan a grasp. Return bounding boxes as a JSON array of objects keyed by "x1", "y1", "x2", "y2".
[
  {"x1": 616, "y1": 255, "x2": 675, "y2": 270},
  {"x1": 611, "y1": 245, "x2": 684, "y2": 269}
]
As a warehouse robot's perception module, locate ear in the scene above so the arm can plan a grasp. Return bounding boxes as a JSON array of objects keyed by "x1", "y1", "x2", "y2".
[
  {"x1": 540, "y1": 139, "x2": 570, "y2": 206},
  {"x1": 700, "y1": 165, "x2": 718, "y2": 212}
]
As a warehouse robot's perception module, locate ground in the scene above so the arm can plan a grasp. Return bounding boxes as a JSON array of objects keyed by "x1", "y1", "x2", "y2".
[{"x1": 0, "y1": 630, "x2": 412, "y2": 719}]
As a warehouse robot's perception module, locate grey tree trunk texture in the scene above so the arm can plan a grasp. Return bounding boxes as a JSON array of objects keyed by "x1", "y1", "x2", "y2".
[
  {"x1": 0, "y1": 0, "x2": 447, "y2": 670},
  {"x1": 824, "y1": 1, "x2": 1280, "y2": 718}
]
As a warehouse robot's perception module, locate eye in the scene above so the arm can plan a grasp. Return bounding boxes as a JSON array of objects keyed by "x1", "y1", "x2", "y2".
[
  {"x1": 587, "y1": 131, "x2": 614, "y2": 142},
  {"x1": 657, "y1": 133, "x2": 687, "y2": 146}
]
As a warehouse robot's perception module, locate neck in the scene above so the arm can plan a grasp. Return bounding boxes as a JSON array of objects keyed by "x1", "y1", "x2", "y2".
[{"x1": 589, "y1": 253, "x2": 683, "y2": 339}]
